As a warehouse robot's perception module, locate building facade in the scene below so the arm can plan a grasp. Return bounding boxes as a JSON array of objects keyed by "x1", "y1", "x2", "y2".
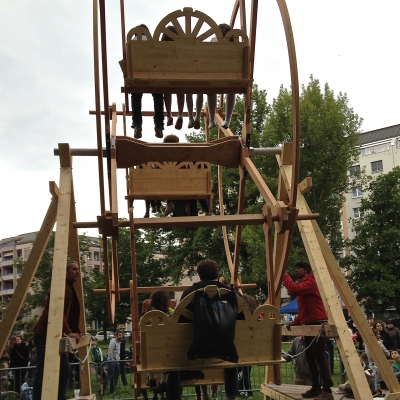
[
  {"x1": 0, "y1": 232, "x2": 103, "y2": 311},
  {"x1": 342, "y1": 124, "x2": 400, "y2": 242}
]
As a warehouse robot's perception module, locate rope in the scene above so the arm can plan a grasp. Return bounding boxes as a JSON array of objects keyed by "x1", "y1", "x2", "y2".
[{"x1": 281, "y1": 321, "x2": 329, "y2": 360}]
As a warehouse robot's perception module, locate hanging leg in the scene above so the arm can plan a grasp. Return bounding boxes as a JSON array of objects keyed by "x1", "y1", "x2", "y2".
[
  {"x1": 164, "y1": 93, "x2": 173, "y2": 126},
  {"x1": 186, "y1": 94, "x2": 194, "y2": 128},
  {"x1": 221, "y1": 93, "x2": 236, "y2": 129},
  {"x1": 175, "y1": 93, "x2": 185, "y2": 130},
  {"x1": 194, "y1": 94, "x2": 204, "y2": 129},
  {"x1": 207, "y1": 94, "x2": 217, "y2": 128}
]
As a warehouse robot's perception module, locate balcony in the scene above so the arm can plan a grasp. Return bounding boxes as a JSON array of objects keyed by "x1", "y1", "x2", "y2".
[
  {"x1": 1, "y1": 272, "x2": 14, "y2": 280},
  {"x1": 1, "y1": 257, "x2": 13, "y2": 266}
]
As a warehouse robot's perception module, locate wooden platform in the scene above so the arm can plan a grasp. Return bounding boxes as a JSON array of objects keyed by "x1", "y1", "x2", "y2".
[{"x1": 261, "y1": 384, "x2": 390, "y2": 399}]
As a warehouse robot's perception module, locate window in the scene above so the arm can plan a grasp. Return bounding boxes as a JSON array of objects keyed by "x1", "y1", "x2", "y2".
[
  {"x1": 94, "y1": 252, "x2": 100, "y2": 261},
  {"x1": 353, "y1": 208, "x2": 361, "y2": 219},
  {"x1": 371, "y1": 160, "x2": 383, "y2": 173},
  {"x1": 351, "y1": 187, "x2": 363, "y2": 198},
  {"x1": 349, "y1": 165, "x2": 360, "y2": 176}
]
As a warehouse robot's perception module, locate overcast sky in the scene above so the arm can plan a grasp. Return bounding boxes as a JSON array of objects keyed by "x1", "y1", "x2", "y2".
[{"x1": 1, "y1": 0, "x2": 399, "y2": 241}]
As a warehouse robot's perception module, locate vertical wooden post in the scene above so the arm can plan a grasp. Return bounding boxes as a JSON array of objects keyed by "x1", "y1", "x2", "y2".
[
  {"x1": 68, "y1": 177, "x2": 91, "y2": 396},
  {"x1": 41, "y1": 144, "x2": 72, "y2": 399}
]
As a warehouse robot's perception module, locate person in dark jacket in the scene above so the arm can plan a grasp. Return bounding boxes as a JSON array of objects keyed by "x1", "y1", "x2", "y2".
[
  {"x1": 384, "y1": 319, "x2": 400, "y2": 351},
  {"x1": 283, "y1": 336, "x2": 312, "y2": 385},
  {"x1": 32, "y1": 260, "x2": 82, "y2": 400},
  {"x1": 373, "y1": 320, "x2": 393, "y2": 350},
  {"x1": 282, "y1": 261, "x2": 333, "y2": 400},
  {"x1": 9, "y1": 335, "x2": 29, "y2": 393}
]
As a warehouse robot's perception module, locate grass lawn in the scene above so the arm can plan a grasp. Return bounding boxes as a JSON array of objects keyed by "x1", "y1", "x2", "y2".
[{"x1": 79, "y1": 340, "x2": 345, "y2": 399}]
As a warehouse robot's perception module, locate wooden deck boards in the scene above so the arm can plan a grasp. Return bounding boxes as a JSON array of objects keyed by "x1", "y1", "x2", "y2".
[{"x1": 261, "y1": 384, "x2": 390, "y2": 399}]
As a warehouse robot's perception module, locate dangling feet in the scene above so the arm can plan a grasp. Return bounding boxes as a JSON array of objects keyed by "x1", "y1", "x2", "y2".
[
  {"x1": 208, "y1": 121, "x2": 216, "y2": 129},
  {"x1": 167, "y1": 115, "x2": 173, "y2": 126},
  {"x1": 132, "y1": 126, "x2": 142, "y2": 139},
  {"x1": 314, "y1": 392, "x2": 334, "y2": 400},
  {"x1": 188, "y1": 118, "x2": 194, "y2": 129},
  {"x1": 175, "y1": 116, "x2": 183, "y2": 130},
  {"x1": 154, "y1": 126, "x2": 163, "y2": 138},
  {"x1": 193, "y1": 119, "x2": 201, "y2": 129},
  {"x1": 221, "y1": 120, "x2": 230, "y2": 129}
]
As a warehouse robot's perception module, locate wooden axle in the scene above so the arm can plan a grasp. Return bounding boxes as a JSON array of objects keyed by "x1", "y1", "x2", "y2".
[{"x1": 73, "y1": 212, "x2": 320, "y2": 230}]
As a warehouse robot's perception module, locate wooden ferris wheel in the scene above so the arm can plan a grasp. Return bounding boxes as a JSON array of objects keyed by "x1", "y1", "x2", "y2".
[{"x1": 0, "y1": 1, "x2": 399, "y2": 399}]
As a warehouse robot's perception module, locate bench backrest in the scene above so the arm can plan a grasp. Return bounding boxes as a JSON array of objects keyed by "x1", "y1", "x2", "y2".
[
  {"x1": 128, "y1": 162, "x2": 212, "y2": 201},
  {"x1": 121, "y1": 8, "x2": 251, "y2": 94},
  {"x1": 138, "y1": 286, "x2": 282, "y2": 372}
]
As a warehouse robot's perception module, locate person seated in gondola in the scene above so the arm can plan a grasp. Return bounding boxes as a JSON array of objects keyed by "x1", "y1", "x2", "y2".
[{"x1": 130, "y1": 24, "x2": 164, "y2": 139}]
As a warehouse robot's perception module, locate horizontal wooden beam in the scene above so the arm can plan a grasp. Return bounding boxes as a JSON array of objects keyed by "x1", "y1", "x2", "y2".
[
  {"x1": 281, "y1": 324, "x2": 338, "y2": 338},
  {"x1": 93, "y1": 283, "x2": 257, "y2": 295},
  {"x1": 89, "y1": 110, "x2": 239, "y2": 117},
  {"x1": 74, "y1": 213, "x2": 320, "y2": 230},
  {"x1": 66, "y1": 334, "x2": 92, "y2": 350}
]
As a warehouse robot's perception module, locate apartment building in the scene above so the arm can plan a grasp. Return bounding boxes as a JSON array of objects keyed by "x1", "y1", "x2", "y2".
[
  {"x1": 0, "y1": 232, "x2": 103, "y2": 305},
  {"x1": 342, "y1": 124, "x2": 400, "y2": 241}
]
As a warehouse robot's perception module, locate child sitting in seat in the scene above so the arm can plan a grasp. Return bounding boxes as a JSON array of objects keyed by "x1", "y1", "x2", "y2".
[{"x1": 144, "y1": 290, "x2": 174, "y2": 398}]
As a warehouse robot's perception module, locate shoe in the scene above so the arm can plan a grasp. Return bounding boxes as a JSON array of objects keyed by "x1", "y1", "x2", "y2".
[
  {"x1": 239, "y1": 392, "x2": 248, "y2": 398},
  {"x1": 301, "y1": 388, "x2": 322, "y2": 398},
  {"x1": 175, "y1": 116, "x2": 183, "y2": 130},
  {"x1": 221, "y1": 120, "x2": 230, "y2": 129},
  {"x1": 134, "y1": 127, "x2": 142, "y2": 138},
  {"x1": 154, "y1": 127, "x2": 163, "y2": 138},
  {"x1": 188, "y1": 118, "x2": 195, "y2": 128},
  {"x1": 144, "y1": 212, "x2": 149, "y2": 218},
  {"x1": 167, "y1": 116, "x2": 173, "y2": 126},
  {"x1": 208, "y1": 121, "x2": 216, "y2": 129},
  {"x1": 146, "y1": 377, "x2": 157, "y2": 388},
  {"x1": 193, "y1": 119, "x2": 201, "y2": 129},
  {"x1": 314, "y1": 392, "x2": 334, "y2": 400}
]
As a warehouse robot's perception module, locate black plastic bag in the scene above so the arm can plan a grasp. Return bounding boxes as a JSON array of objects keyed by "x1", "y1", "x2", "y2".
[{"x1": 187, "y1": 286, "x2": 238, "y2": 363}]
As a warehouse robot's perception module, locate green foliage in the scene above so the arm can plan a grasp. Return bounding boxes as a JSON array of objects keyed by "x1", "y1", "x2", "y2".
[
  {"x1": 343, "y1": 166, "x2": 400, "y2": 313},
  {"x1": 180, "y1": 78, "x2": 361, "y2": 302}
]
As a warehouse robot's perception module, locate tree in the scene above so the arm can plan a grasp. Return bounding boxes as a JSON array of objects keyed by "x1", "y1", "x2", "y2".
[
  {"x1": 134, "y1": 78, "x2": 361, "y2": 303},
  {"x1": 343, "y1": 166, "x2": 400, "y2": 313}
]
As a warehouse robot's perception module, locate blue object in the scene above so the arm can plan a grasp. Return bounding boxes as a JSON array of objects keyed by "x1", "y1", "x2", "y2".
[{"x1": 280, "y1": 298, "x2": 298, "y2": 314}]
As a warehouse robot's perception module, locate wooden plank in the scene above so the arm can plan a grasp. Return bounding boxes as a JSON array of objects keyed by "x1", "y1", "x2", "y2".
[
  {"x1": 281, "y1": 324, "x2": 338, "y2": 338},
  {"x1": 0, "y1": 194, "x2": 57, "y2": 356},
  {"x1": 232, "y1": 168, "x2": 247, "y2": 284},
  {"x1": 281, "y1": 164, "x2": 374, "y2": 400},
  {"x1": 309, "y1": 207, "x2": 400, "y2": 394},
  {"x1": 67, "y1": 180, "x2": 91, "y2": 396},
  {"x1": 58, "y1": 143, "x2": 72, "y2": 168},
  {"x1": 116, "y1": 136, "x2": 241, "y2": 168},
  {"x1": 298, "y1": 177, "x2": 313, "y2": 194},
  {"x1": 93, "y1": 283, "x2": 257, "y2": 295},
  {"x1": 42, "y1": 166, "x2": 72, "y2": 400},
  {"x1": 67, "y1": 334, "x2": 92, "y2": 350}
]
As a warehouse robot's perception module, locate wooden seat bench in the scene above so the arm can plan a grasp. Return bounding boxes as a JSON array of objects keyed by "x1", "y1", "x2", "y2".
[
  {"x1": 119, "y1": 8, "x2": 252, "y2": 94},
  {"x1": 136, "y1": 286, "x2": 284, "y2": 373}
]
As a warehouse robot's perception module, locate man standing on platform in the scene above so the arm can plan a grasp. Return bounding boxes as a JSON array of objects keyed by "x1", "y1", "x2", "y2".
[
  {"x1": 32, "y1": 260, "x2": 81, "y2": 400},
  {"x1": 282, "y1": 261, "x2": 333, "y2": 400}
]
